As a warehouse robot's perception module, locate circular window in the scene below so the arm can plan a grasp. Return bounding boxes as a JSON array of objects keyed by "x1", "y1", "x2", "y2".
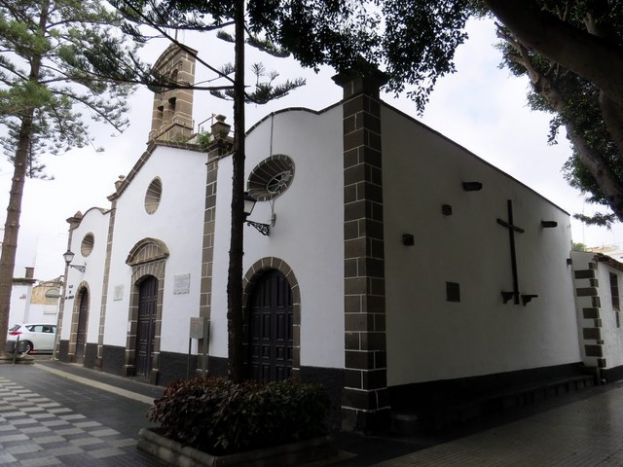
[
  {"x1": 145, "y1": 178, "x2": 162, "y2": 214},
  {"x1": 81, "y1": 233, "x2": 94, "y2": 257},
  {"x1": 247, "y1": 155, "x2": 295, "y2": 201}
]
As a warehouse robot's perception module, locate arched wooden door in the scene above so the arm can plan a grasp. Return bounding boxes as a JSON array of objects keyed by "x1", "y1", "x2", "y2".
[
  {"x1": 135, "y1": 276, "x2": 157, "y2": 378},
  {"x1": 75, "y1": 288, "x2": 89, "y2": 362},
  {"x1": 247, "y1": 270, "x2": 293, "y2": 382}
]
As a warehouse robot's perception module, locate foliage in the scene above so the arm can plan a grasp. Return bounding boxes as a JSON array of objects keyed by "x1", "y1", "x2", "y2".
[
  {"x1": 196, "y1": 131, "x2": 213, "y2": 151},
  {"x1": 148, "y1": 377, "x2": 330, "y2": 455},
  {"x1": 0, "y1": 0, "x2": 144, "y2": 357},
  {"x1": 0, "y1": 0, "x2": 143, "y2": 173},
  {"x1": 493, "y1": 1, "x2": 623, "y2": 225},
  {"x1": 572, "y1": 242, "x2": 588, "y2": 251},
  {"x1": 340, "y1": 0, "x2": 623, "y2": 224}
]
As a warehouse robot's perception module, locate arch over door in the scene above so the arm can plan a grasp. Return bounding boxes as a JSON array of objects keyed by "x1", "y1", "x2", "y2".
[
  {"x1": 136, "y1": 276, "x2": 158, "y2": 378},
  {"x1": 75, "y1": 288, "x2": 89, "y2": 362},
  {"x1": 247, "y1": 270, "x2": 293, "y2": 382}
]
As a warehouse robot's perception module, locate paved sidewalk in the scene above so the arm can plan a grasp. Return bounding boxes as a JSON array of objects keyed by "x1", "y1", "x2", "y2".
[
  {"x1": 0, "y1": 363, "x2": 164, "y2": 466},
  {"x1": 4, "y1": 360, "x2": 623, "y2": 466},
  {"x1": 374, "y1": 381, "x2": 623, "y2": 466}
]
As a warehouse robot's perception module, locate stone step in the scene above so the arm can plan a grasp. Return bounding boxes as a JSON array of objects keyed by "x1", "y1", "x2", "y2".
[{"x1": 391, "y1": 374, "x2": 595, "y2": 435}]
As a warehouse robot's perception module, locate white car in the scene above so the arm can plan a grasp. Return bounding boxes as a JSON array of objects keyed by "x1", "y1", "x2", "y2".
[{"x1": 6, "y1": 323, "x2": 57, "y2": 354}]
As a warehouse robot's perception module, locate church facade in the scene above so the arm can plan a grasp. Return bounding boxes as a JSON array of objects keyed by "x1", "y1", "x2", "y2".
[{"x1": 56, "y1": 45, "x2": 622, "y2": 430}]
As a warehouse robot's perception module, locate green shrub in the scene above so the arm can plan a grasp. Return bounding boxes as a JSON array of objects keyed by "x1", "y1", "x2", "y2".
[{"x1": 148, "y1": 377, "x2": 330, "y2": 455}]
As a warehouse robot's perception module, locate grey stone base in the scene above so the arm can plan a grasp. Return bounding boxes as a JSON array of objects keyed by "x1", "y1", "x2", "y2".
[{"x1": 137, "y1": 428, "x2": 336, "y2": 467}]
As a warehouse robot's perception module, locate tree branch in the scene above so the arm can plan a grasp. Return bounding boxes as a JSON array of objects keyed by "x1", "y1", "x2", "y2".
[{"x1": 485, "y1": 0, "x2": 623, "y2": 107}]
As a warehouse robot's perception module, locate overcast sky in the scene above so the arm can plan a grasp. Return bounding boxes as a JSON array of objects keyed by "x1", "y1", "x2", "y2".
[{"x1": 1, "y1": 17, "x2": 622, "y2": 281}]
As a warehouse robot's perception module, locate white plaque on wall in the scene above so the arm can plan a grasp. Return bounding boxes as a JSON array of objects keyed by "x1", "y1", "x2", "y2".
[
  {"x1": 174, "y1": 274, "x2": 191, "y2": 295},
  {"x1": 113, "y1": 285, "x2": 123, "y2": 301}
]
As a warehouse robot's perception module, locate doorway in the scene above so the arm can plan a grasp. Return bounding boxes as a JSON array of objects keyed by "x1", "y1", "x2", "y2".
[
  {"x1": 135, "y1": 276, "x2": 157, "y2": 378},
  {"x1": 247, "y1": 270, "x2": 293, "y2": 381}
]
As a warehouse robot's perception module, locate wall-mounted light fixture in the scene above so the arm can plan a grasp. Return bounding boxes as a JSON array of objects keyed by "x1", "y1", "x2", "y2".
[
  {"x1": 62, "y1": 250, "x2": 86, "y2": 273},
  {"x1": 244, "y1": 192, "x2": 273, "y2": 236}
]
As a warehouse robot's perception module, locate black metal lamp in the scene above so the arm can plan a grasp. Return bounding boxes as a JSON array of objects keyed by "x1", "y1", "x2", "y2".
[
  {"x1": 63, "y1": 249, "x2": 86, "y2": 273},
  {"x1": 243, "y1": 192, "x2": 270, "y2": 236}
]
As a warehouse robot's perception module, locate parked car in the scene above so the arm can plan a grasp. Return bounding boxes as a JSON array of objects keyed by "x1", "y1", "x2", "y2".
[{"x1": 6, "y1": 323, "x2": 57, "y2": 354}]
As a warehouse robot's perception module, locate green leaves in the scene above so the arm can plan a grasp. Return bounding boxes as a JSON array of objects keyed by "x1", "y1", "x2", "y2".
[
  {"x1": 0, "y1": 0, "x2": 143, "y2": 173},
  {"x1": 148, "y1": 377, "x2": 331, "y2": 455}
]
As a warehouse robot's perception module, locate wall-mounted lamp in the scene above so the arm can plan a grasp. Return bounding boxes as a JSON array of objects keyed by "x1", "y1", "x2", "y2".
[
  {"x1": 244, "y1": 192, "x2": 272, "y2": 236},
  {"x1": 62, "y1": 250, "x2": 86, "y2": 273}
]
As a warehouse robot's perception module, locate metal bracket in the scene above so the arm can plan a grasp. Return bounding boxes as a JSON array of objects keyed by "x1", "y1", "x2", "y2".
[{"x1": 246, "y1": 220, "x2": 270, "y2": 236}]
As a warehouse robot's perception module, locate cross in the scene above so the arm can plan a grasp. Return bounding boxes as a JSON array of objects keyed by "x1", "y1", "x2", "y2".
[{"x1": 497, "y1": 199, "x2": 524, "y2": 305}]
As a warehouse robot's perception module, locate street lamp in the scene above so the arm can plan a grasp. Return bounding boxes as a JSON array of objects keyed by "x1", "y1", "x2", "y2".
[
  {"x1": 243, "y1": 192, "x2": 271, "y2": 236},
  {"x1": 63, "y1": 249, "x2": 86, "y2": 273}
]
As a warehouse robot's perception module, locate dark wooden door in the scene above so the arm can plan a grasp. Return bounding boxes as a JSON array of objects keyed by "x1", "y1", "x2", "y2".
[
  {"x1": 248, "y1": 270, "x2": 293, "y2": 382},
  {"x1": 136, "y1": 276, "x2": 157, "y2": 378},
  {"x1": 75, "y1": 289, "x2": 88, "y2": 361}
]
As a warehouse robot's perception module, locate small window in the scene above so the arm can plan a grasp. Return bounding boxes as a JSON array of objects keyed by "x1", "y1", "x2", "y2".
[
  {"x1": 145, "y1": 178, "x2": 163, "y2": 214},
  {"x1": 610, "y1": 273, "x2": 620, "y2": 311},
  {"x1": 81, "y1": 233, "x2": 94, "y2": 257},
  {"x1": 446, "y1": 282, "x2": 461, "y2": 302}
]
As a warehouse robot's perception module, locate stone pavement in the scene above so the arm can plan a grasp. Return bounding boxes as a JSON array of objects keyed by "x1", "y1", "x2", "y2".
[
  {"x1": 373, "y1": 380, "x2": 623, "y2": 466},
  {"x1": 0, "y1": 362, "x2": 165, "y2": 466},
  {"x1": 3, "y1": 360, "x2": 623, "y2": 466}
]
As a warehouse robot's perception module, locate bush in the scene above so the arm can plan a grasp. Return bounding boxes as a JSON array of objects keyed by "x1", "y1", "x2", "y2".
[{"x1": 148, "y1": 377, "x2": 330, "y2": 455}]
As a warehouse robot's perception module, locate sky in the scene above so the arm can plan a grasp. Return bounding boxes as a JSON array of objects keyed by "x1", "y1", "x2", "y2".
[{"x1": 1, "y1": 17, "x2": 622, "y2": 281}]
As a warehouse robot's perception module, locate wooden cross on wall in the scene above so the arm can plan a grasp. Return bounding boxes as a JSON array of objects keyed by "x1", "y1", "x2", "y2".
[{"x1": 496, "y1": 200, "x2": 538, "y2": 306}]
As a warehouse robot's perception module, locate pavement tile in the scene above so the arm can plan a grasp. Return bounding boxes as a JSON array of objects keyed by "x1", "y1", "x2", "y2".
[
  {"x1": 88, "y1": 447, "x2": 126, "y2": 459},
  {"x1": 0, "y1": 452, "x2": 18, "y2": 463},
  {"x1": 5, "y1": 443, "x2": 44, "y2": 455},
  {"x1": 0, "y1": 433, "x2": 29, "y2": 442},
  {"x1": 21, "y1": 426, "x2": 52, "y2": 434},
  {"x1": 70, "y1": 437, "x2": 105, "y2": 447},
  {"x1": 88, "y1": 428, "x2": 120, "y2": 437},
  {"x1": 36, "y1": 435, "x2": 66, "y2": 444},
  {"x1": 19, "y1": 457, "x2": 63, "y2": 467}
]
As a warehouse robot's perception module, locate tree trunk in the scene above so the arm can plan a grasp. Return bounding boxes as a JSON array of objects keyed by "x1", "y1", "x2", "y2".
[
  {"x1": 0, "y1": 1, "x2": 47, "y2": 358},
  {"x1": 0, "y1": 115, "x2": 35, "y2": 357},
  {"x1": 485, "y1": 0, "x2": 623, "y2": 108},
  {"x1": 226, "y1": 0, "x2": 246, "y2": 383}
]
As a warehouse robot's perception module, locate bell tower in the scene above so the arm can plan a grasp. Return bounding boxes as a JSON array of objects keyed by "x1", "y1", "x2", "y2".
[{"x1": 149, "y1": 44, "x2": 197, "y2": 142}]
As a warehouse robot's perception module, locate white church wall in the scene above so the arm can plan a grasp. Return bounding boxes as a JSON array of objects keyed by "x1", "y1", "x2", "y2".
[
  {"x1": 210, "y1": 107, "x2": 345, "y2": 369},
  {"x1": 570, "y1": 250, "x2": 600, "y2": 368},
  {"x1": 382, "y1": 105, "x2": 581, "y2": 386},
  {"x1": 25, "y1": 304, "x2": 58, "y2": 325},
  {"x1": 572, "y1": 250, "x2": 623, "y2": 371},
  {"x1": 103, "y1": 145, "x2": 205, "y2": 353},
  {"x1": 596, "y1": 263, "x2": 623, "y2": 370},
  {"x1": 9, "y1": 283, "x2": 31, "y2": 326},
  {"x1": 61, "y1": 207, "x2": 109, "y2": 342}
]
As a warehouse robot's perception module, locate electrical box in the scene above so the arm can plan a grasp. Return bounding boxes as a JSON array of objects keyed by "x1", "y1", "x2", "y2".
[{"x1": 190, "y1": 317, "x2": 209, "y2": 340}]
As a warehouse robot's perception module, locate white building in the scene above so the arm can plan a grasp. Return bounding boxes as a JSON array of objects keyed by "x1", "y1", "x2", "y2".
[
  {"x1": 9, "y1": 267, "x2": 61, "y2": 327},
  {"x1": 57, "y1": 45, "x2": 616, "y2": 431}
]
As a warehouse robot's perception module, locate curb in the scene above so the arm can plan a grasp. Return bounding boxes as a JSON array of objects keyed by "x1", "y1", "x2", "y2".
[{"x1": 137, "y1": 428, "x2": 337, "y2": 466}]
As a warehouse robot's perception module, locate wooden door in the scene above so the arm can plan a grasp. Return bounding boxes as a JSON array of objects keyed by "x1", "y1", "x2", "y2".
[
  {"x1": 247, "y1": 270, "x2": 293, "y2": 382},
  {"x1": 75, "y1": 289, "x2": 88, "y2": 361},
  {"x1": 136, "y1": 276, "x2": 157, "y2": 378}
]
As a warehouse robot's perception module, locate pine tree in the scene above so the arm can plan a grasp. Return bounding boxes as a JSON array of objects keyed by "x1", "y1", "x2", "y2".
[
  {"x1": 112, "y1": 0, "x2": 373, "y2": 381},
  {"x1": 0, "y1": 0, "x2": 146, "y2": 357}
]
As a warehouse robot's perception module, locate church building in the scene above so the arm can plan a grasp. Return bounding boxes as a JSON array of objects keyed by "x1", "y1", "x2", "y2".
[{"x1": 56, "y1": 44, "x2": 623, "y2": 431}]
